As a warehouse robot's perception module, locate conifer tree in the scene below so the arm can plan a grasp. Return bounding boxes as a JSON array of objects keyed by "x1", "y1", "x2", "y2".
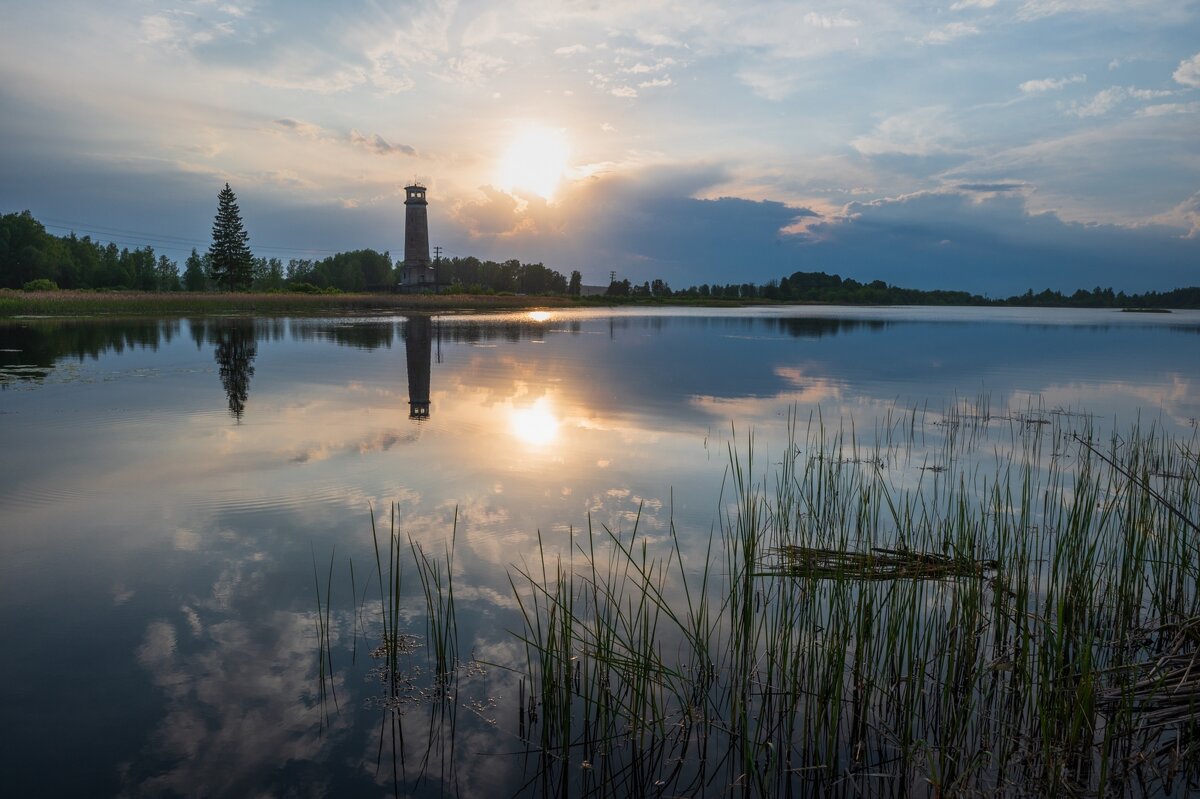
[{"x1": 208, "y1": 183, "x2": 253, "y2": 291}]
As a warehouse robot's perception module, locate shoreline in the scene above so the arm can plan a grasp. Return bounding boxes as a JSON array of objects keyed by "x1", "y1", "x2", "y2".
[
  {"x1": 0, "y1": 289, "x2": 1190, "y2": 319},
  {"x1": 0, "y1": 289, "x2": 751, "y2": 318}
]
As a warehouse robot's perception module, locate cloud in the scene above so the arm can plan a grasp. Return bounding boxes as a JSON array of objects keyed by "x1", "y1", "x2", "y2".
[
  {"x1": 1017, "y1": 0, "x2": 1116, "y2": 19},
  {"x1": 735, "y1": 68, "x2": 799, "y2": 101},
  {"x1": 951, "y1": 0, "x2": 997, "y2": 8},
  {"x1": 1149, "y1": 191, "x2": 1200, "y2": 238},
  {"x1": 1019, "y1": 74, "x2": 1086, "y2": 93},
  {"x1": 803, "y1": 188, "x2": 1200, "y2": 293},
  {"x1": 1174, "y1": 53, "x2": 1200, "y2": 87},
  {"x1": 850, "y1": 107, "x2": 959, "y2": 157},
  {"x1": 349, "y1": 130, "x2": 416, "y2": 157},
  {"x1": 273, "y1": 118, "x2": 326, "y2": 139},
  {"x1": 1066, "y1": 87, "x2": 1126, "y2": 117},
  {"x1": 802, "y1": 11, "x2": 860, "y2": 29},
  {"x1": 957, "y1": 183, "x2": 1025, "y2": 192},
  {"x1": 1137, "y1": 102, "x2": 1200, "y2": 117},
  {"x1": 610, "y1": 85, "x2": 638, "y2": 98},
  {"x1": 621, "y1": 58, "x2": 676, "y2": 74},
  {"x1": 273, "y1": 119, "x2": 415, "y2": 157},
  {"x1": 453, "y1": 185, "x2": 534, "y2": 237},
  {"x1": 1067, "y1": 86, "x2": 1176, "y2": 117},
  {"x1": 921, "y1": 22, "x2": 980, "y2": 45},
  {"x1": 554, "y1": 44, "x2": 589, "y2": 56},
  {"x1": 452, "y1": 167, "x2": 1193, "y2": 293},
  {"x1": 637, "y1": 76, "x2": 673, "y2": 89}
]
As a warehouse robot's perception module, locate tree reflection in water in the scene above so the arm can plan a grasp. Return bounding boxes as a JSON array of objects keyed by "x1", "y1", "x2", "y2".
[{"x1": 213, "y1": 323, "x2": 257, "y2": 420}]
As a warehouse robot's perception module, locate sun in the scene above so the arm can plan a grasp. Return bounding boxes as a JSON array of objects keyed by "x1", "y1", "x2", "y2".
[{"x1": 496, "y1": 127, "x2": 570, "y2": 200}]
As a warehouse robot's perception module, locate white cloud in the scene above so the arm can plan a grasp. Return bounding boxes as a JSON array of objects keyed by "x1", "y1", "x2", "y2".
[
  {"x1": 622, "y1": 58, "x2": 676, "y2": 74},
  {"x1": 1067, "y1": 87, "x2": 1125, "y2": 117},
  {"x1": 1067, "y1": 86, "x2": 1176, "y2": 117},
  {"x1": 1128, "y1": 88, "x2": 1174, "y2": 99},
  {"x1": 1137, "y1": 102, "x2": 1200, "y2": 117},
  {"x1": 1019, "y1": 74, "x2": 1086, "y2": 93},
  {"x1": 610, "y1": 85, "x2": 638, "y2": 98},
  {"x1": 736, "y1": 67, "x2": 798, "y2": 101},
  {"x1": 554, "y1": 44, "x2": 589, "y2": 56},
  {"x1": 637, "y1": 76, "x2": 673, "y2": 89},
  {"x1": 1148, "y1": 191, "x2": 1200, "y2": 238},
  {"x1": 1173, "y1": 53, "x2": 1200, "y2": 87},
  {"x1": 922, "y1": 22, "x2": 979, "y2": 45},
  {"x1": 1018, "y1": 0, "x2": 1112, "y2": 19},
  {"x1": 951, "y1": 0, "x2": 997, "y2": 9},
  {"x1": 851, "y1": 107, "x2": 959, "y2": 156},
  {"x1": 139, "y1": 14, "x2": 179, "y2": 45},
  {"x1": 802, "y1": 11, "x2": 859, "y2": 29}
]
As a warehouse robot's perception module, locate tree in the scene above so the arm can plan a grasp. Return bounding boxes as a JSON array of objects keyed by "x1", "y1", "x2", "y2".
[
  {"x1": 568, "y1": 270, "x2": 582, "y2": 296},
  {"x1": 183, "y1": 249, "x2": 210, "y2": 291},
  {"x1": 156, "y1": 255, "x2": 181, "y2": 291},
  {"x1": 208, "y1": 183, "x2": 253, "y2": 291}
]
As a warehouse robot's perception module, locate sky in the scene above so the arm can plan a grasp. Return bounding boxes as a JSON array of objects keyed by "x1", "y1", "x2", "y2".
[{"x1": 1, "y1": 0, "x2": 1198, "y2": 295}]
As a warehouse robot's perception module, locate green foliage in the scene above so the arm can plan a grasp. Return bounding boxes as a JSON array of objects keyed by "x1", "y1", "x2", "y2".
[
  {"x1": 183, "y1": 249, "x2": 210, "y2": 291},
  {"x1": 606, "y1": 278, "x2": 631, "y2": 296},
  {"x1": 287, "y1": 282, "x2": 324, "y2": 294},
  {"x1": 22, "y1": 278, "x2": 58, "y2": 291},
  {"x1": 207, "y1": 183, "x2": 254, "y2": 291},
  {"x1": 0, "y1": 210, "x2": 179, "y2": 291},
  {"x1": 568, "y1": 269, "x2": 582, "y2": 296},
  {"x1": 436, "y1": 256, "x2": 568, "y2": 294},
  {"x1": 251, "y1": 256, "x2": 285, "y2": 291},
  {"x1": 284, "y1": 250, "x2": 394, "y2": 292}
]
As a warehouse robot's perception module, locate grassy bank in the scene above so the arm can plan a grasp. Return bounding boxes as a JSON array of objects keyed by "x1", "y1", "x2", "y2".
[{"x1": 0, "y1": 289, "x2": 586, "y2": 317}]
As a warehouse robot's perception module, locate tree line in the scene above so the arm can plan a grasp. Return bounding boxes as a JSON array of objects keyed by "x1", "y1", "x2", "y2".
[
  {"x1": 0, "y1": 206, "x2": 576, "y2": 296},
  {"x1": 610, "y1": 270, "x2": 1200, "y2": 309},
  {"x1": 3, "y1": 194, "x2": 1197, "y2": 307}
]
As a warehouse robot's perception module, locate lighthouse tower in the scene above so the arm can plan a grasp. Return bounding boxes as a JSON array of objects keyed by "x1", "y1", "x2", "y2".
[{"x1": 400, "y1": 183, "x2": 435, "y2": 288}]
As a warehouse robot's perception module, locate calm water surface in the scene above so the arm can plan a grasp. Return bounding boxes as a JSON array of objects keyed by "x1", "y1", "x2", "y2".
[{"x1": 1, "y1": 306, "x2": 1197, "y2": 796}]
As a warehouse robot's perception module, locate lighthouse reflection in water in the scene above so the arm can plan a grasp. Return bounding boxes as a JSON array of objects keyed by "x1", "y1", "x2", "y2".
[{"x1": 405, "y1": 314, "x2": 433, "y2": 420}]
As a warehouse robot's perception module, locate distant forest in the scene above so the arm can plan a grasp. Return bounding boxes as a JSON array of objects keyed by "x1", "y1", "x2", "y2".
[{"x1": 2, "y1": 209, "x2": 1197, "y2": 308}]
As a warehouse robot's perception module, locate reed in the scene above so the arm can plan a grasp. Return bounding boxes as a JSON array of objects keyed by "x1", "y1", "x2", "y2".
[{"x1": 509, "y1": 406, "x2": 1200, "y2": 795}]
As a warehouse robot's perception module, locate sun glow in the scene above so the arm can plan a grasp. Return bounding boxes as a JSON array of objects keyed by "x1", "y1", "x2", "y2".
[
  {"x1": 496, "y1": 127, "x2": 570, "y2": 200},
  {"x1": 510, "y1": 397, "x2": 560, "y2": 447}
]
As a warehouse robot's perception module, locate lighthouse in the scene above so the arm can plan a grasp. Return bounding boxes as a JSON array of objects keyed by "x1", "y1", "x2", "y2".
[{"x1": 400, "y1": 183, "x2": 435, "y2": 288}]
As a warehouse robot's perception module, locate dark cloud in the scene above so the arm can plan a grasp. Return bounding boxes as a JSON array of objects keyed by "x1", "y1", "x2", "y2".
[
  {"x1": 444, "y1": 173, "x2": 1197, "y2": 295},
  {"x1": 348, "y1": 130, "x2": 416, "y2": 157},
  {"x1": 446, "y1": 166, "x2": 821, "y2": 289},
  {"x1": 801, "y1": 191, "x2": 1199, "y2": 295}
]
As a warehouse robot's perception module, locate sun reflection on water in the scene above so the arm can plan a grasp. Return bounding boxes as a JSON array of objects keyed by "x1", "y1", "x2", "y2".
[{"x1": 509, "y1": 397, "x2": 560, "y2": 447}]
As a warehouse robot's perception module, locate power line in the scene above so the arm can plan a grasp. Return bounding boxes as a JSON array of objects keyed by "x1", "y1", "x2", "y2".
[{"x1": 36, "y1": 216, "x2": 355, "y2": 257}]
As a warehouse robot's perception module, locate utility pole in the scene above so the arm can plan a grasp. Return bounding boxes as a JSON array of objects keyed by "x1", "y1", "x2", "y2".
[
  {"x1": 609, "y1": 270, "x2": 616, "y2": 285},
  {"x1": 433, "y1": 245, "x2": 442, "y2": 285}
]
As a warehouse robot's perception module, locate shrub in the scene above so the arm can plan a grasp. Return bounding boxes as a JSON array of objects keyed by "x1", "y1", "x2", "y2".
[
  {"x1": 288, "y1": 282, "x2": 323, "y2": 294},
  {"x1": 22, "y1": 278, "x2": 59, "y2": 292}
]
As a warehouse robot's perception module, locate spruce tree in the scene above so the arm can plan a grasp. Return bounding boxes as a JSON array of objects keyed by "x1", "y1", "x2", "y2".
[{"x1": 208, "y1": 183, "x2": 253, "y2": 291}]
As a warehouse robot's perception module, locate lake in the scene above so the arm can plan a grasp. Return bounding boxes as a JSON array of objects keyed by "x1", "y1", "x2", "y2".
[{"x1": 2, "y1": 306, "x2": 1198, "y2": 797}]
